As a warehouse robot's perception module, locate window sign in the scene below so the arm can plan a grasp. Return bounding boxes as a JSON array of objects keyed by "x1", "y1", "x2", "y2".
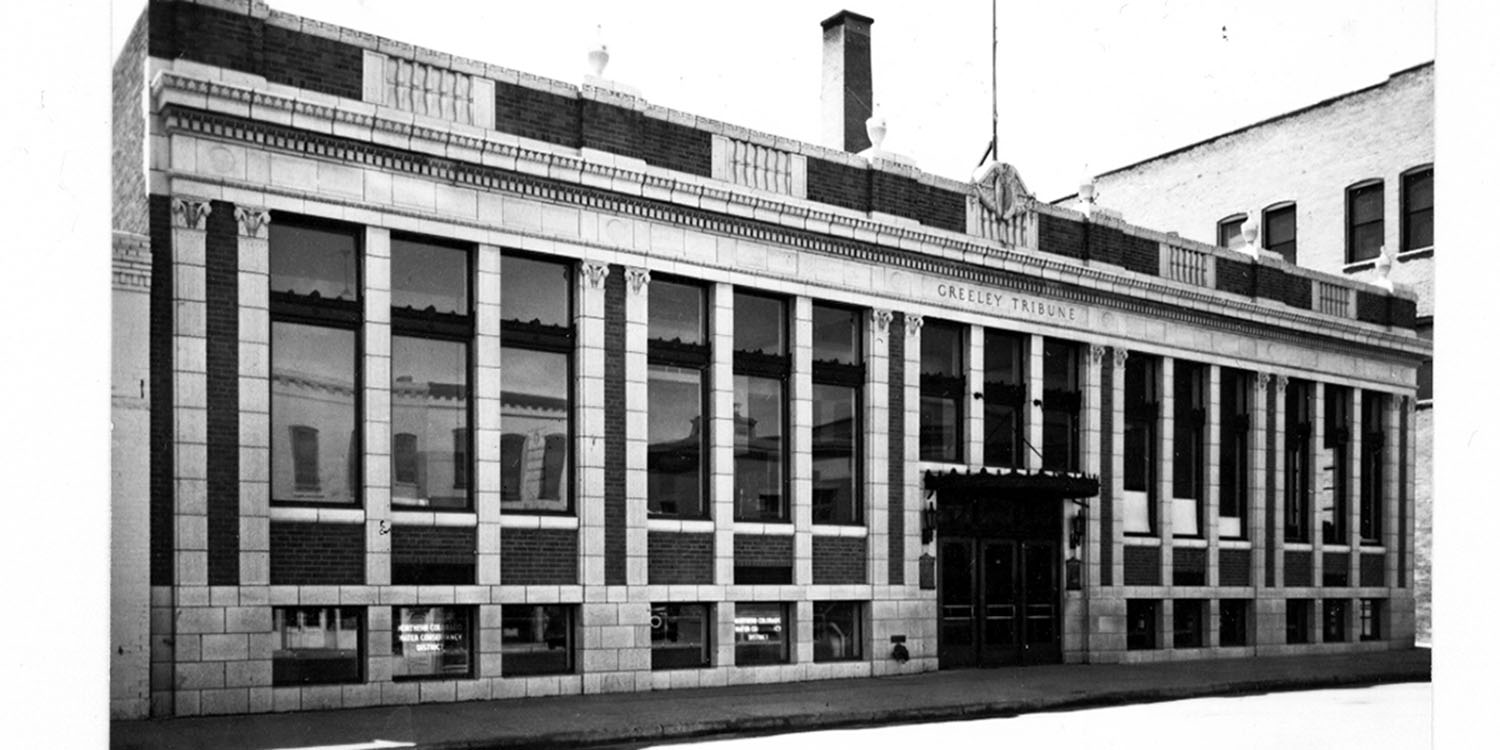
[{"x1": 392, "y1": 606, "x2": 473, "y2": 679}]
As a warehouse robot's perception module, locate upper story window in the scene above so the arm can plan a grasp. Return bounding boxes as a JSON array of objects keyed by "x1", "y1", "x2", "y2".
[
  {"x1": 733, "y1": 290, "x2": 790, "y2": 522},
  {"x1": 983, "y1": 330, "x2": 1026, "y2": 469},
  {"x1": 1219, "y1": 368, "x2": 1251, "y2": 539},
  {"x1": 500, "y1": 254, "x2": 573, "y2": 514},
  {"x1": 1123, "y1": 354, "x2": 1160, "y2": 535},
  {"x1": 1346, "y1": 180, "x2": 1385, "y2": 264},
  {"x1": 1322, "y1": 385, "x2": 1352, "y2": 545},
  {"x1": 1171, "y1": 360, "x2": 1206, "y2": 538},
  {"x1": 1360, "y1": 391, "x2": 1388, "y2": 544},
  {"x1": 1216, "y1": 214, "x2": 1246, "y2": 250},
  {"x1": 270, "y1": 218, "x2": 362, "y2": 507},
  {"x1": 1262, "y1": 203, "x2": 1297, "y2": 264},
  {"x1": 1284, "y1": 378, "x2": 1314, "y2": 543},
  {"x1": 648, "y1": 278, "x2": 710, "y2": 519},
  {"x1": 1401, "y1": 166, "x2": 1433, "y2": 252},
  {"x1": 1041, "y1": 338, "x2": 1082, "y2": 473},
  {"x1": 391, "y1": 234, "x2": 472, "y2": 511},
  {"x1": 811, "y1": 303, "x2": 864, "y2": 525},
  {"x1": 919, "y1": 320, "x2": 966, "y2": 463}
]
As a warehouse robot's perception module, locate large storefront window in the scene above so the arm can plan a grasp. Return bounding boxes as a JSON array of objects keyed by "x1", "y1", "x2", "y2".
[
  {"x1": 811, "y1": 303, "x2": 864, "y2": 525},
  {"x1": 648, "y1": 278, "x2": 709, "y2": 518},
  {"x1": 1123, "y1": 354, "x2": 1160, "y2": 534},
  {"x1": 1171, "y1": 360, "x2": 1206, "y2": 537},
  {"x1": 733, "y1": 289, "x2": 789, "y2": 521},
  {"x1": 1219, "y1": 369, "x2": 1251, "y2": 539},
  {"x1": 1360, "y1": 391, "x2": 1387, "y2": 543},
  {"x1": 270, "y1": 219, "x2": 361, "y2": 506},
  {"x1": 272, "y1": 606, "x2": 363, "y2": 686},
  {"x1": 500, "y1": 254, "x2": 573, "y2": 514},
  {"x1": 1284, "y1": 379, "x2": 1314, "y2": 543},
  {"x1": 734, "y1": 602, "x2": 790, "y2": 666},
  {"x1": 983, "y1": 330, "x2": 1025, "y2": 468},
  {"x1": 500, "y1": 604, "x2": 574, "y2": 676},
  {"x1": 392, "y1": 606, "x2": 474, "y2": 680},
  {"x1": 1322, "y1": 384, "x2": 1351, "y2": 545},
  {"x1": 651, "y1": 603, "x2": 713, "y2": 670},
  {"x1": 391, "y1": 235, "x2": 471, "y2": 510},
  {"x1": 1042, "y1": 338, "x2": 1081, "y2": 472},
  {"x1": 812, "y1": 601, "x2": 863, "y2": 662},
  {"x1": 919, "y1": 320, "x2": 965, "y2": 463}
]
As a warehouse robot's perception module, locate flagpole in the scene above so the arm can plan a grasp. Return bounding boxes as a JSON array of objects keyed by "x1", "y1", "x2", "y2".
[{"x1": 991, "y1": 0, "x2": 998, "y2": 160}]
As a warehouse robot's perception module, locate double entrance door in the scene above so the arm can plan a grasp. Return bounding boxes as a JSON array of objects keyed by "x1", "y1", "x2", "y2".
[{"x1": 937, "y1": 494, "x2": 1062, "y2": 668}]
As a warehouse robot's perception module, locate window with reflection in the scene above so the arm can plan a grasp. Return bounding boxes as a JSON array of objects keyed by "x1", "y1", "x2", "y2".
[
  {"x1": 1219, "y1": 369, "x2": 1251, "y2": 539},
  {"x1": 1360, "y1": 391, "x2": 1387, "y2": 543},
  {"x1": 1123, "y1": 354, "x2": 1160, "y2": 534},
  {"x1": 272, "y1": 606, "x2": 363, "y2": 686},
  {"x1": 734, "y1": 602, "x2": 791, "y2": 666},
  {"x1": 1216, "y1": 214, "x2": 1246, "y2": 250},
  {"x1": 500, "y1": 605, "x2": 574, "y2": 676},
  {"x1": 1042, "y1": 339, "x2": 1081, "y2": 473},
  {"x1": 920, "y1": 320, "x2": 965, "y2": 463},
  {"x1": 1263, "y1": 203, "x2": 1297, "y2": 264},
  {"x1": 813, "y1": 601, "x2": 863, "y2": 662},
  {"x1": 1284, "y1": 379, "x2": 1314, "y2": 542},
  {"x1": 983, "y1": 330, "x2": 1026, "y2": 468},
  {"x1": 1322, "y1": 385, "x2": 1352, "y2": 545},
  {"x1": 500, "y1": 254, "x2": 573, "y2": 513},
  {"x1": 734, "y1": 291, "x2": 789, "y2": 522},
  {"x1": 649, "y1": 278, "x2": 709, "y2": 518},
  {"x1": 1172, "y1": 360, "x2": 1206, "y2": 537},
  {"x1": 392, "y1": 606, "x2": 474, "y2": 680},
  {"x1": 270, "y1": 218, "x2": 361, "y2": 506},
  {"x1": 651, "y1": 603, "x2": 712, "y2": 670},
  {"x1": 812, "y1": 304, "x2": 864, "y2": 525}
]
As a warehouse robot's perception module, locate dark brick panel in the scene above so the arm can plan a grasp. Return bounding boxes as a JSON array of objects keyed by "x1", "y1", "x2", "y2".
[
  {"x1": 1323, "y1": 551, "x2": 1350, "y2": 587},
  {"x1": 392, "y1": 525, "x2": 475, "y2": 564},
  {"x1": 1361, "y1": 553, "x2": 1386, "y2": 587},
  {"x1": 648, "y1": 532, "x2": 714, "y2": 585},
  {"x1": 149, "y1": 194, "x2": 174, "y2": 586},
  {"x1": 1220, "y1": 548, "x2": 1251, "y2": 587},
  {"x1": 149, "y1": 1, "x2": 362, "y2": 101},
  {"x1": 812, "y1": 536, "x2": 867, "y2": 585},
  {"x1": 1282, "y1": 274, "x2": 1313, "y2": 310},
  {"x1": 494, "y1": 81, "x2": 581, "y2": 147},
  {"x1": 1216, "y1": 256, "x2": 1255, "y2": 297},
  {"x1": 580, "y1": 100, "x2": 712, "y2": 178},
  {"x1": 1037, "y1": 212, "x2": 1087, "y2": 261},
  {"x1": 868, "y1": 170, "x2": 965, "y2": 232},
  {"x1": 1123, "y1": 545, "x2": 1160, "y2": 586},
  {"x1": 1390, "y1": 297, "x2": 1417, "y2": 330},
  {"x1": 734, "y1": 534, "x2": 793, "y2": 565},
  {"x1": 603, "y1": 265, "x2": 627, "y2": 585},
  {"x1": 270, "y1": 522, "x2": 365, "y2": 585},
  {"x1": 1099, "y1": 353, "x2": 1114, "y2": 586},
  {"x1": 1265, "y1": 389, "x2": 1278, "y2": 587},
  {"x1": 888, "y1": 312, "x2": 906, "y2": 586},
  {"x1": 500, "y1": 528, "x2": 578, "y2": 585},
  {"x1": 1172, "y1": 547, "x2": 1206, "y2": 586},
  {"x1": 1399, "y1": 399, "x2": 1409, "y2": 587},
  {"x1": 1102, "y1": 225, "x2": 1161, "y2": 276},
  {"x1": 205, "y1": 200, "x2": 240, "y2": 586},
  {"x1": 1254, "y1": 265, "x2": 1286, "y2": 304},
  {"x1": 1356, "y1": 290, "x2": 1389, "y2": 325},
  {"x1": 805, "y1": 157, "x2": 868, "y2": 214},
  {"x1": 1284, "y1": 549, "x2": 1313, "y2": 587}
]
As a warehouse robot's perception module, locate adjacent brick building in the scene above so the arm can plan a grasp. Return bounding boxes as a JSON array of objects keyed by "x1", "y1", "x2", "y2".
[{"x1": 112, "y1": 0, "x2": 1428, "y2": 720}]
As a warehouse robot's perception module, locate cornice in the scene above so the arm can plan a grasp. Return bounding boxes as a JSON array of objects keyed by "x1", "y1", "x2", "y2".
[
  {"x1": 113, "y1": 231, "x2": 152, "y2": 291},
  {"x1": 149, "y1": 74, "x2": 1426, "y2": 364}
]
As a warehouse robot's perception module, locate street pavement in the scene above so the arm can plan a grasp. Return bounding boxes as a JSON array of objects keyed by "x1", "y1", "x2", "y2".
[{"x1": 111, "y1": 648, "x2": 1430, "y2": 750}]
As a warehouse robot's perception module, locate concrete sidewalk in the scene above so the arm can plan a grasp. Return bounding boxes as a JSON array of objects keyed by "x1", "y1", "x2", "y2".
[{"x1": 111, "y1": 648, "x2": 1430, "y2": 750}]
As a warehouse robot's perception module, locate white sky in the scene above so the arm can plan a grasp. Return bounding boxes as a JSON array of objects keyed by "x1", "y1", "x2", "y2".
[{"x1": 111, "y1": 0, "x2": 1434, "y2": 201}]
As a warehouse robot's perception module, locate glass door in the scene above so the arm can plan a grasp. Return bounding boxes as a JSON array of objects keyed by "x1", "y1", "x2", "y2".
[
  {"x1": 1020, "y1": 541, "x2": 1060, "y2": 664},
  {"x1": 979, "y1": 540, "x2": 1019, "y2": 665},
  {"x1": 938, "y1": 539, "x2": 976, "y2": 668}
]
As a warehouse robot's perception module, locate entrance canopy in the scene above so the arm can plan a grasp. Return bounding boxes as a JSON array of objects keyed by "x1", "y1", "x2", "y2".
[{"x1": 923, "y1": 468, "x2": 1099, "y2": 500}]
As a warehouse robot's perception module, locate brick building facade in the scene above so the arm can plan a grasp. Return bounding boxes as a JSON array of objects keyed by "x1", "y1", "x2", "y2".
[
  {"x1": 111, "y1": 0, "x2": 1427, "y2": 720},
  {"x1": 1055, "y1": 63, "x2": 1434, "y2": 642}
]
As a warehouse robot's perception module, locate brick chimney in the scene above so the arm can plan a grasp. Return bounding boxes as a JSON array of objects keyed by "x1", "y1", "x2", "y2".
[{"x1": 821, "y1": 10, "x2": 875, "y2": 153}]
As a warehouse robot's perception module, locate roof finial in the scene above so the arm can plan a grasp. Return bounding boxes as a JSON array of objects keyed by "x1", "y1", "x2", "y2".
[{"x1": 588, "y1": 24, "x2": 610, "y2": 78}]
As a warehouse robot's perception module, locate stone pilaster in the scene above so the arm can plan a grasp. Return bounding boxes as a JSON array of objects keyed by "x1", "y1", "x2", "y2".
[
  {"x1": 866, "y1": 310, "x2": 891, "y2": 586},
  {"x1": 577, "y1": 262, "x2": 609, "y2": 587},
  {"x1": 1084, "y1": 344, "x2": 1106, "y2": 591},
  {"x1": 903, "y1": 314, "x2": 923, "y2": 586},
  {"x1": 1109, "y1": 347, "x2": 1128, "y2": 587},
  {"x1": 624, "y1": 267, "x2": 651, "y2": 586},
  {"x1": 711, "y1": 283, "x2": 735, "y2": 584},
  {"x1": 965, "y1": 325, "x2": 985, "y2": 467},
  {"x1": 1205, "y1": 365, "x2": 1221, "y2": 584},
  {"x1": 791, "y1": 297, "x2": 814, "y2": 585},
  {"x1": 474, "y1": 245, "x2": 503, "y2": 586},
  {"x1": 1026, "y1": 334, "x2": 1045, "y2": 472},
  {"x1": 1348, "y1": 389, "x2": 1363, "y2": 587},
  {"x1": 364, "y1": 227, "x2": 393, "y2": 587}
]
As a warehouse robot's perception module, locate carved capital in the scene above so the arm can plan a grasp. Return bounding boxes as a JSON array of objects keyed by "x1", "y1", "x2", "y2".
[
  {"x1": 1088, "y1": 344, "x2": 1107, "y2": 365},
  {"x1": 581, "y1": 262, "x2": 610, "y2": 290},
  {"x1": 170, "y1": 198, "x2": 212, "y2": 230},
  {"x1": 234, "y1": 206, "x2": 271, "y2": 239},
  {"x1": 872, "y1": 309, "x2": 893, "y2": 333},
  {"x1": 1111, "y1": 347, "x2": 1129, "y2": 369},
  {"x1": 625, "y1": 266, "x2": 651, "y2": 295},
  {"x1": 1274, "y1": 374, "x2": 1288, "y2": 395},
  {"x1": 1255, "y1": 371, "x2": 1271, "y2": 391},
  {"x1": 905, "y1": 314, "x2": 924, "y2": 338}
]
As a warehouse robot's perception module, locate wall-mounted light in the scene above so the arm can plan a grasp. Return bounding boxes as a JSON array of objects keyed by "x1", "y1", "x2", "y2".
[
  {"x1": 1069, "y1": 508, "x2": 1086, "y2": 550},
  {"x1": 921, "y1": 502, "x2": 938, "y2": 545}
]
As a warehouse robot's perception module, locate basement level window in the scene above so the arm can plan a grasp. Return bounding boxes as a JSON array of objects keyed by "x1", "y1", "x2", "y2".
[
  {"x1": 392, "y1": 606, "x2": 474, "y2": 680},
  {"x1": 501, "y1": 605, "x2": 575, "y2": 677},
  {"x1": 813, "y1": 601, "x2": 863, "y2": 662},
  {"x1": 735, "y1": 602, "x2": 792, "y2": 665},
  {"x1": 651, "y1": 603, "x2": 713, "y2": 670},
  {"x1": 272, "y1": 606, "x2": 364, "y2": 686}
]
